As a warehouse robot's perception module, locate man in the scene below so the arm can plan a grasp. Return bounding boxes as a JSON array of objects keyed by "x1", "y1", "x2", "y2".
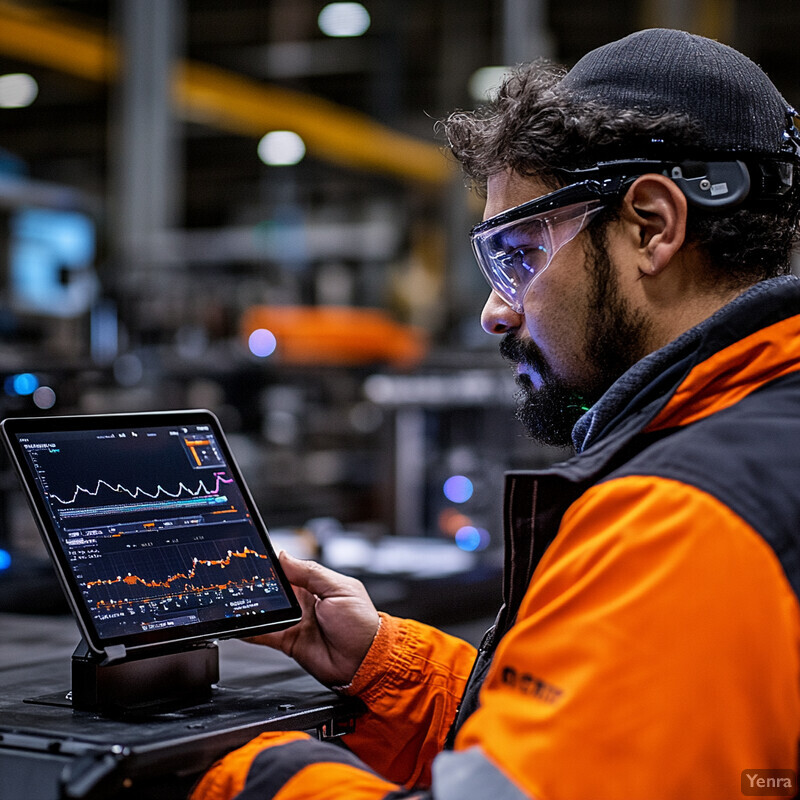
[{"x1": 193, "y1": 29, "x2": 800, "y2": 800}]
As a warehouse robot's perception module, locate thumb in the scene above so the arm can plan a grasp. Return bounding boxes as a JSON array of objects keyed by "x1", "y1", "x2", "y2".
[{"x1": 279, "y1": 551, "x2": 358, "y2": 599}]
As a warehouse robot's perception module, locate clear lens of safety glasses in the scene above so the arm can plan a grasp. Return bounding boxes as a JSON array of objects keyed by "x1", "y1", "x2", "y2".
[{"x1": 471, "y1": 200, "x2": 605, "y2": 313}]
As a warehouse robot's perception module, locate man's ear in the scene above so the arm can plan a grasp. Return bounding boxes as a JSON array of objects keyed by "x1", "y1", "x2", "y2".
[{"x1": 620, "y1": 174, "x2": 688, "y2": 275}]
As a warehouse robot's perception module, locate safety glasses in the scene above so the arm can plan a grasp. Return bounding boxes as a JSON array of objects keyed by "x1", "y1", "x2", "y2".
[
  {"x1": 470, "y1": 181, "x2": 611, "y2": 313},
  {"x1": 470, "y1": 152, "x2": 800, "y2": 312}
]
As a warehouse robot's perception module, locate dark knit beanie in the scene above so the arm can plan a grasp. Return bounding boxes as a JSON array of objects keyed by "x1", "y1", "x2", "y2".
[{"x1": 557, "y1": 28, "x2": 797, "y2": 158}]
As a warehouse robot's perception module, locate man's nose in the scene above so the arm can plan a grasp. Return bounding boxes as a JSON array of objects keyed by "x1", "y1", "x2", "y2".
[{"x1": 481, "y1": 291, "x2": 523, "y2": 334}]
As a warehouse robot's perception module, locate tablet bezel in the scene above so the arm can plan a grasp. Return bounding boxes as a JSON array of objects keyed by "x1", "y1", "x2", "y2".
[{"x1": 1, "y1": 409, "x2": 302, "y2": 657}]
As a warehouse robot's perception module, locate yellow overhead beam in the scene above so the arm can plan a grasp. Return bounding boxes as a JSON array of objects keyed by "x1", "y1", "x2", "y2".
[
  {"x1": 0, "y1": 1, "x2": 452, "y2": 186},
  {"x1": 177, "y1": 62, "x2": 450, "y2": 185}
]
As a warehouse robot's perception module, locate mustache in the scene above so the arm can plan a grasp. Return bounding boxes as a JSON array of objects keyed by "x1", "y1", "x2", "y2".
[{"x1": 499, "y1": 333, "x2": 547, "y2": 373}]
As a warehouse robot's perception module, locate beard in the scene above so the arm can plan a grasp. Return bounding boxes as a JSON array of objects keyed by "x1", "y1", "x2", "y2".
[
  {"x1": 500, "y1": 235, "x2": 652, "y2": 449},
  {"x1": 499, "y1": 334, "x2": 589, "y2": 448}
]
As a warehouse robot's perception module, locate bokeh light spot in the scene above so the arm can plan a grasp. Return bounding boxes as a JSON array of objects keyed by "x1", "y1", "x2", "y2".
[
  {"x1": 443, "y1": 475, "x2": 474, "y2": 504},
  {"x1": 249, "y1": 328, "x2": 278, "y2": 358},
  {"x1": 33, "y1": 385, "x2": 56, "y2": 409},
  {"x1": 0, "y1": 73, "x2": 38, "y2": 108},
  {"x1": 318, "y1": 3, "x2": 371, "y2": 37},
  {"x1": 455, "y1": 526, "x2": 490, "y2": 552},
  {"x1": 258, "y1": 131, "x2": 306, "y2": 166}
]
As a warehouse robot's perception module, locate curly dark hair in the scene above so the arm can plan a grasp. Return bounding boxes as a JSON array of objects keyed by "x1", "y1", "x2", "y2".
[{"x1": 442, "y1": 61, "x2": 800, "y2": 286}]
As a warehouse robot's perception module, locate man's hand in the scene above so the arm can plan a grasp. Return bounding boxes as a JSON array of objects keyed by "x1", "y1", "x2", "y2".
[{"x1": 246, "y1": 551, "x2": 380, "y2": 687}]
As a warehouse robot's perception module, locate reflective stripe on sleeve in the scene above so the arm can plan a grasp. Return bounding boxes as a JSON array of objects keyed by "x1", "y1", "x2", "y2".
[{"x1": 431, "y1": 747, "x2": 531, "y2": 800}]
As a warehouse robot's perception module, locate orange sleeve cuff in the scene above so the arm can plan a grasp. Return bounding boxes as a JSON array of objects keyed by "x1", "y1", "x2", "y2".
[{"x1": 336, "y1": 611, "x2": 401, "y2": 697}]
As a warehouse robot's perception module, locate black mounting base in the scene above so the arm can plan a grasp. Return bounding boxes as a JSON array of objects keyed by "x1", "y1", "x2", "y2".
[{"x1": 70, "y1": 639, "x2": 219, "y2": 714}]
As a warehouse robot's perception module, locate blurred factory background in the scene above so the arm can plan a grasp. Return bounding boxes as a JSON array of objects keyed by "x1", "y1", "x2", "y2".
[{"x1": 0, "y1": 0, "x2": 796, "y2": 625}]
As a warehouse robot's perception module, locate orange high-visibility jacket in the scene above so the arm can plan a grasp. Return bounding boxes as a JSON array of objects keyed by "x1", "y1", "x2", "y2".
[{"x1": 193, "y1": 276, "x2": 800, "y2": 800}]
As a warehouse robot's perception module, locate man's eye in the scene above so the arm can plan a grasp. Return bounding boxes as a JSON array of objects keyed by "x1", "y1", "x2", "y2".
[{"x1": 503, "y1": 245, "x2": 548, "y2": 274}]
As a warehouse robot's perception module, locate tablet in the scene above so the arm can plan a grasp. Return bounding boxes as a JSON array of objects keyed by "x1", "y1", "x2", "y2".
[{"x1": 1, "y1": 410, "x2": 302, "y2": 657}]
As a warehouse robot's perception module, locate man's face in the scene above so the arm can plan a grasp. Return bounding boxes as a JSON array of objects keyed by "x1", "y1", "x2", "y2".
[{"x1": 480, "y1": 171, "x2": 652, "y2": 448}]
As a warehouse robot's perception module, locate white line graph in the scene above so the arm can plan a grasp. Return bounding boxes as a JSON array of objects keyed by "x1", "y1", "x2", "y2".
[{"x1": 49, "y1": 471, "x2": 234, "y2": 505}]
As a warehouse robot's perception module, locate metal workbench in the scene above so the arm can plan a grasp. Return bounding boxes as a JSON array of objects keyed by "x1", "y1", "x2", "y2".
[{"x1": 0, "y1": 613, "x2": 361, "y2": 800}]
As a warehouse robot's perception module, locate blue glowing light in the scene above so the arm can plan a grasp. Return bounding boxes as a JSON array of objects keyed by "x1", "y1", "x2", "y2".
[
  {"x1": 14, "y1": 372, "x2": 39, "y2": 394},
  {"x1": 249, "y1": 328, "x2": 278, "y2": 358},
  {"x1": 5, "y1": 372, "x2": 39, "y2": 396},
  {"x1": 443, "y1": 475, "x2": 474, "y2": 504},
  {"x1": 455, "y1": 526, "x2": 490, "y2": 552},
  {"x1": 0, "y1": 549, "x2": 11, "y2": 570}
]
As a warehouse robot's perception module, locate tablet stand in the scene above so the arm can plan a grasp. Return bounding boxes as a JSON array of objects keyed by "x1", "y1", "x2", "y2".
[{"x1": 70, "y1": 639, "x2": 220, "y2": 713}]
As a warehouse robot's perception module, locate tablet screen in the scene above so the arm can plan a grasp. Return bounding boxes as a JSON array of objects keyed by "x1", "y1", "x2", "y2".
[{"x1": 2, "y1": 411, "x2": 301, "y2": 655}]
